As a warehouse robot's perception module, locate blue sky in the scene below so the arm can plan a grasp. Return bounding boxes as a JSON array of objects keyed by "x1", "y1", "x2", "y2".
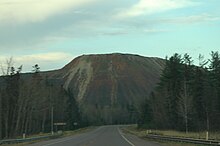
[{"x1": 0, "y1": 0, "x2": 220, "y2": 72}]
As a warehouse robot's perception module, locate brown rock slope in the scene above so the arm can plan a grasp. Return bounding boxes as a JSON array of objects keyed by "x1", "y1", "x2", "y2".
[{"x1": 50, "y1": 53, "x2": 165, "y2": 124}]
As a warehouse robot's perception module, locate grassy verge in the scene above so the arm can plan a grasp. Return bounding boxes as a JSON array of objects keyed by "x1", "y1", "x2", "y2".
[
  {"x1": 62, "y1": 126, "x2": 96, "y2": 137},
  {"x1": 1, "y1": 126, "x2": 96, "y2": 146},
  {"x1": 156, "y1": 141, "x2": 206, "y2": 146},
  {"x1": 123, "y1": 125, "x2": 219, "y2": 146},
  {"x1": 149, "y1": 129, "x2": 220, "y2": 141}
]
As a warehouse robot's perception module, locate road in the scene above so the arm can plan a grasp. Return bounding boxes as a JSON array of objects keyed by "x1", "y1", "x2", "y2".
[{"x1": 28, "y1": 125, "x2": 161, "y2": 146}]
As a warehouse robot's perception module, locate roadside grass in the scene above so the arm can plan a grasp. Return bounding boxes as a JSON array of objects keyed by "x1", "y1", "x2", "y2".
[
  {"x1": 62, "y1": 126, "x2": 96, "y2": 136},
  {"x1": 125, "y1": 125, "x2": 220, "y2": 140},
  {"x1": 157, "y1": 141, "x2": 207, "y2": 146},
  {"x1": 1, "y1": 143, "x2": 28, "y2": 146},
  {"x1": 0, "y1": 126, "x2": 96, "y2": 146},
  {"x1": 0, "y1": 133, "x2": 52, "y2": 146},
  {"x1": 123, "y1": 125, "x2": 220, "y2": 146},
  {"x1": 149, "y1": 130, "x2": 220, "y2": 141},
  {"x1": 14, "y1": 132, "x2": 52, "y2": 139}
]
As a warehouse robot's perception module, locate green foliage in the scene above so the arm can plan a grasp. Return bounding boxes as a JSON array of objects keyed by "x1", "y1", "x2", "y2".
[
  {"x1": 209, "y1": 51, "x2": 220, "y2": 129},
  {"x1": 139, "y1": 51, "x2": 220, "y2": 132}
]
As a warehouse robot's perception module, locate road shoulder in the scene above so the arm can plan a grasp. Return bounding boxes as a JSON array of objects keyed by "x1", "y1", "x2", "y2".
[{"x1": 120, "y1": 126, "x2": 162, "y2": 146}]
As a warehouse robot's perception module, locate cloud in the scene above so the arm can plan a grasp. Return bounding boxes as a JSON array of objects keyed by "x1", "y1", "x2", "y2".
[
  {"x1": 163, "y1": 13, "x2": 220, "y2": 24},
  {"x1": 0, "y1": 52, "x2": 73, "y2": 73},
  {"x1": 114, "y1": 13, "x2": 220, "y2": 34},
  {"x1": 117, "y1": 0, "x2": 197, "y2": 18},
  {"x1": 101, "y1": 31, "x2": 128, "y2": 36},
  {"x1": 144, "y1": 28, "x2": 170, "y2": 33},
  {"x1": 15, "y1": 52, "x2": 72, "y2": 62},
  {"x1": 0, "y1": 0, "x2": 98, "y2": 24},
  {"x1": 0, "y1": 0, "x2": 219, "y2": 56}
]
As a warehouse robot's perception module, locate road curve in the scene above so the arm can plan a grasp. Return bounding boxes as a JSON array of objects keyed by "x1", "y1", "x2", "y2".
[{"x1": 28, "y1": 125, "x2": 161, "y2": 146}]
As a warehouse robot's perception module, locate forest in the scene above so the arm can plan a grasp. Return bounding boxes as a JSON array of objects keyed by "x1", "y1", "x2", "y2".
[
  {"x1": 0, "y1": 56, "x2": 140, "y2": 139},
  {"x1": 0, "y1": 65, "x2": 81, "y2": 139},
  {"x1": 138, "y1": 51, "x2": 220, "y2": 133},
  {"x1": 1, "y1": 51, "x2": 220, "y2": 139}
]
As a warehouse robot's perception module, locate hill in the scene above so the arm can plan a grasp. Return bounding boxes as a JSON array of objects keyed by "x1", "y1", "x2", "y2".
[{"x1": 50, "y1": 53, "x2": 165, "y2": 124}]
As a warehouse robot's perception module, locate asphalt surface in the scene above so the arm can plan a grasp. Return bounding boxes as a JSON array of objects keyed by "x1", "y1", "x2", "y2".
[{"x1": 28, "y1": 125, "x2": 161, "y2": 146}]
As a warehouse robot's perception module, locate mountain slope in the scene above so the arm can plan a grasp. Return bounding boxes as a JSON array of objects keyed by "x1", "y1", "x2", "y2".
[
  {"x1": 49, "y1": 53, "x2": 165, "y2": 124},
  {"x1": 53, "y1": 54, "x2": 164, "y2": 103}
]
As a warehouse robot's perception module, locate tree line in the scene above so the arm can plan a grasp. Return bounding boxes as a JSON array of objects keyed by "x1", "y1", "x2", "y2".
[
  {"x1": 138, "y1": 51, "x2": 220, "y2": 133},
  {"x1": 0, "y1": 57, "x2": 139, "y2": 139},
  {"x1": 0, "y1": 62, "x2": 81, "y2": 139}
]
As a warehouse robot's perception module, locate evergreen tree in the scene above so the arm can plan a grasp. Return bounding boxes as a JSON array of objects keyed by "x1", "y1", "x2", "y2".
[
  {"x1": 32, "y1": 64, "x2": 40, "y2": 73},
  {"x1": 162, "y1": 53, "x2": 183, "y2": 129},
  {"x1": 139, "y1": 52, "x2": 220, "y2": 132},
  {"x1": 191, "y1": 54, "x2": 211, "y2": 131},
  {"x1": 178, "y1": 53, "x2": 194, "y2": 133},
  {"x1": 209, "y1": 51, "x2": 220, "y2": 129}
]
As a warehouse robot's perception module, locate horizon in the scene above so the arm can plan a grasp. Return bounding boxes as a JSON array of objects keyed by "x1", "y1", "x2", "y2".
[
  {"x1": 0, "y1": 52, "x2": 167, "y2": 74},
  {"x1": 0, "y1": 0, "x2": 220, "y2": 73},
  {"x1": 0, "y1": 52, "x2": 217, "y2": 74}
]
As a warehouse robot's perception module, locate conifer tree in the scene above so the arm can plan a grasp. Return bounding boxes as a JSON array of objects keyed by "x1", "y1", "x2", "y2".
[{"x1": 209, "y1": 51, "x2": 220, "y2": 129}]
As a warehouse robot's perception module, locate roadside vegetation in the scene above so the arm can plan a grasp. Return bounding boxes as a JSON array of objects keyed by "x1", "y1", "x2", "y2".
[
  {"x1": 62, "y1": 126, "x2": 96, "y2": 136},
  {"x1": 0, "y1": 126, "x2": 95, "y2": 146},
  {"x1": 0, "y1": 61, "x2": 83, "y2": 140},
  {"x1": 124, "y1": 125, "x2": 213, "y2": 146},
  {"x1": 159, "y1": 141, "x2": 206, "y2": 146},
  {"x1": 138, "y1": 51, "x2": 220, "y2": 137},
  {"x1": 148, "y1": 130, "x2": 220, "y2": 140}
]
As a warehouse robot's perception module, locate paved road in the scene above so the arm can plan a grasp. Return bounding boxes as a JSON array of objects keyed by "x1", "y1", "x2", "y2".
[{"x1": 28, "y1": 125, "x2": 161, "y2": 146}]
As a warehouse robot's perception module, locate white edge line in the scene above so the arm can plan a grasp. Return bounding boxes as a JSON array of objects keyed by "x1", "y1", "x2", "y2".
[
  {"x1": 117, "y1": 127, "x2": 135, "y2": 146},
  {"x1": 43, "y1": 137, "x2": 74, "y2": 146},
  {"x1": 42, "y1": 127, "x2": 101, "y2": 146}
]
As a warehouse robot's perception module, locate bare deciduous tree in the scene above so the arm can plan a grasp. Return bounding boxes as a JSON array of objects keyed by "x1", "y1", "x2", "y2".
[
  {"x1": 17, "y1": 65, "x2": 23, "y2": 74},
  {"x1": 178, "y1": 81, "x2": 192, "y2": 134},
  {"x1": 1, "y1": 57, "x2": 13, "y2": 76},
  {"x1": 6, "y1": 57, "x2": 14, "y2": 75}
]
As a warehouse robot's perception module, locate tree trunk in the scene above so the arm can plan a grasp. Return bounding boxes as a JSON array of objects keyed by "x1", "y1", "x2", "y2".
[
  {"x1": 15, "y1": 99, "x2": 24, "y2": 136},
  {"x1": 21, "y1": 100, "x2": 28, "y2": 135},
  {"x1": 42, "y1": 112, "x2": 46, "y2": 133},
  {"x1": 28, "y1": 108, "x2": 33, "y2": 134},
  {"x1": 185, "y1": 115, "x2": 188, "y2": 134},
  {"x1": 206, "y1": 109, "x2": 209, "y2": 131},
  {"x1": 183, "y1": 79, "x2": 189, "y2": 134},
  {"x1": 4, "y1": 112, "x2": 9, "y2": 138},
  {"x1": 24, "y1": 110, "x2": 29, "y2": 135},
  {"x1": 11, "y1": 104, "x2": 18, "y2": 137}
]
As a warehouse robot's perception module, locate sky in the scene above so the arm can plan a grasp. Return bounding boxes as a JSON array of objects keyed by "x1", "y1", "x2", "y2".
[{"x1": 0, "y1": 0, "x2": 220, "y2": 73}]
